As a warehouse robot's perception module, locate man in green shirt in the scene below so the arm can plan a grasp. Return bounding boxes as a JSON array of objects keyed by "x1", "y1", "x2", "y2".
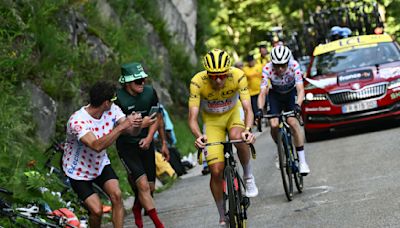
[{"x1": 115, "y1": 62, "x2": 168, "y2": 228}]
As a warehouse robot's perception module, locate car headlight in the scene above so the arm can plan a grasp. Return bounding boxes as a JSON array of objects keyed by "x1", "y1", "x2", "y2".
[
  {"x1": 305, "y1": 92, "x2": 328, "y2": 101},
  {"x1": 388, "y1": 78, "x2": 400, "y2": 89}
]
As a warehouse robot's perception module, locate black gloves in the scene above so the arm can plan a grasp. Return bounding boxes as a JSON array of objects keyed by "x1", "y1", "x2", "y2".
[
  {"x1": 294, "y1": 104, "x2": 302, "y2": 114},
  {"x1": 255, "y1": 109, "x2": 263, "y2": 119}
]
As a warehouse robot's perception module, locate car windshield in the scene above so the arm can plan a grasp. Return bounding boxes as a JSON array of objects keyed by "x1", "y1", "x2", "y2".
[{"x1": 310, "y1": 42, "x2": 400, "y2": 77}]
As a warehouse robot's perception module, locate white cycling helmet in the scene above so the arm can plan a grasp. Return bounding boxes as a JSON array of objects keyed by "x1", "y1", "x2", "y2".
[{"x1": 270, "y1": 45, "x2": 292, "y2": 65}]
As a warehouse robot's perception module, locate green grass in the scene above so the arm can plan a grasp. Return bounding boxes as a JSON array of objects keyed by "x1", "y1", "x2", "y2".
[{"x1": 172, "y1": 116, "x2": 196, "y2": 157}]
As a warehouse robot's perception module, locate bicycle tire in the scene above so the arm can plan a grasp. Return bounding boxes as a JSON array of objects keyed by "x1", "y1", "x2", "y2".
[
  {"x1": 236, "y1": 171, "x2": 247, "y2": 228},
  {"x1": 277, "y1": 132, "x2": 293, "y2": 201},
  {"x1": 225, "y1": 166, "x2": 238, "y2": 228},
  {"x1": 292, "y1": 145, "x2": 304, "y2": 193}
]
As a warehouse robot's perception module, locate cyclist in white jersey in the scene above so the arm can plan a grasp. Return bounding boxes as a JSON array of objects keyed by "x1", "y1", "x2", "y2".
[{"x1": 256, "y1": 46, "x2": 310, "y2": 175}]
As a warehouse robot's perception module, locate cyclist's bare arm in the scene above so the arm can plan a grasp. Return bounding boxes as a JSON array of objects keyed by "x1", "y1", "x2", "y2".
[
  {"x1": 188, "y1": 106, "x2": 207, "y2": 148},
  {"x1": 295, "y1": 82, "x2": 305, "y2": 106},
  {"x1": 241, "y1": 99, "x2": 254, "y2": 130},
  {"x1": 188, "y1": 106, "x2": 202, "y2": 138},
  {"x1": 257, "y1": 86, "x2": 269, "y2": 110}
]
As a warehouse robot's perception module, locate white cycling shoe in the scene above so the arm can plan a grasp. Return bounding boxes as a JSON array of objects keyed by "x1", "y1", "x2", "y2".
[
  {"x1": 299, "y1": 162, "x2": 310, "y2": 176},
  {"x1": 244, "y1": 175, "x2": 259, "y2": 197}
]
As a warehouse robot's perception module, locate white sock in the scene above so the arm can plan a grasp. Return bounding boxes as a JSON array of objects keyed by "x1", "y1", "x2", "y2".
[{"x1": 297, "y1": 150, "x2": 306, "y2": 164}]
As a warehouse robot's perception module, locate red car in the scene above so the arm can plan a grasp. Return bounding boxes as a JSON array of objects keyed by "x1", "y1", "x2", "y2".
[{"x1": 302, "y1": 34, "x2": 400, "y2": 141}]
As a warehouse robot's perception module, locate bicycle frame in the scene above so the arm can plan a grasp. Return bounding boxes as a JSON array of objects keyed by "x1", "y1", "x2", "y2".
[{"x1": 259, "y1": 111, "x2": 304, "y2": 201}]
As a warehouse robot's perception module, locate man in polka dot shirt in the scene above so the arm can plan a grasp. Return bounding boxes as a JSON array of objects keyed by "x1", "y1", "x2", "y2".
[{"x1": 63, "y1": 81, "x2": 143, "y2": 228}]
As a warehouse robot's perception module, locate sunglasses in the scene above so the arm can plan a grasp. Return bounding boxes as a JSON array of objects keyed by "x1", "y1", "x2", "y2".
[
  {"x1": 208, "y1": 74, "x2": 228, "y2": 81},
  {"x1": 133, "y1": 78, "x2": 146, "y2": 85},
  {"x1": 272, "y1": 63, "x2": 288, "y2": 69},
  {"x1": 110, "y1": 95, "x2": 117, "y2": 102}
]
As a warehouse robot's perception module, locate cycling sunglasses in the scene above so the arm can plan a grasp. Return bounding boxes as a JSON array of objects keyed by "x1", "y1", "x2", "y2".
[
  {"x1": 208, "y1": 74, "x2": 228, "y2": 81},
  {"x1": 133, "y1": 78, "x2": 146, "y2": 85},
  {"x1": 272, "y1": 63, "x2": 288, "y2": 69}
]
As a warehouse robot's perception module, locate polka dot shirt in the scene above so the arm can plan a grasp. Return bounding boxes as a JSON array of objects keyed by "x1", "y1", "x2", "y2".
[{"x1": 63, "y1": 104, "x2": 125, "y2": 180}]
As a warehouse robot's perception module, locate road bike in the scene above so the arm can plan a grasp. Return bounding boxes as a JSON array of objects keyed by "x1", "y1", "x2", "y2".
[
  {"x1": 0, "y1": 187, "x2": 78, "y2": 228},
  {"x1": 257, "y1": 111, "x2": 303, "y2": 201},
  {"x1": 198, "y1": 140, "x2": 256, "y2": 228}
]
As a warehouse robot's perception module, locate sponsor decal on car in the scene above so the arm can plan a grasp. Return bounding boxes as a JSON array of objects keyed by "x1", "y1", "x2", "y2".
[
  {"x1": 379, "y1": 66, "x2": 400, "y2": 79},
  {"x1": 305, "y1": 107, "x2": 331, "y2": 112},
  {"x1": 338, "y1": 69, "x2": 373, "y2": 84},
  {"x1": 391, "y1": 91, "x2": 400, "y2": 100},
  {"x1": 305, "y1": 77, "x2": 337, "y2": 89}
]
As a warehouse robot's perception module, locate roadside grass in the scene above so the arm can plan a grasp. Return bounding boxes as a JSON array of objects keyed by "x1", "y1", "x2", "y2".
[{"x1": 173, "y1": 116, "x2": 196, "y2": 157}]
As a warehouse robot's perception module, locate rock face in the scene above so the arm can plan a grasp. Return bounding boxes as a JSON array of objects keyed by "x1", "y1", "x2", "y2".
[
  {"x1": 157, "y1": 0, "x2": 198, "y2": 65},
  {"x1": 30, "y1": 0, "x2": 198, "y2": 140},
  {"x1": 24, "y1": 82, "x2": 57, "y2": 144}
]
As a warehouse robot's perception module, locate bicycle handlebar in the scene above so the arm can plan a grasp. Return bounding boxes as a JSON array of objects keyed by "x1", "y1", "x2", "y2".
[
  {"x1": 256, "y1": 110, "x2": 304, "y2": 132},
  {"x1": 202, "y1": 139, "x2": 246, "y2": 147},
  {"x1": 197, "y1": 140, "x2": 256, "y2": 160}
]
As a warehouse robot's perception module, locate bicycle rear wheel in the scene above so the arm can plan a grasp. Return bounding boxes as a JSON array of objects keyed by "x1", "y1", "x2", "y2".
[
  {"x1": 292, "y1": 148, "x2": 304, "y2": 193},
  {"x1": 277, "y1": 132, "x2": 293, "y2": 201}
]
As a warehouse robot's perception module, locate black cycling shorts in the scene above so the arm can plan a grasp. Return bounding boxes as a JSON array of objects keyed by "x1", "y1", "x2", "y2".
[
  {"x1": 267, "y1": 89, "x2": 296, "y2": 116},
  {"x1": 69, "y1": 164, "x2": 118, "y2": 201},
  {"x1": 116, "y1": 142, "x2": 156, "y2": 184}
]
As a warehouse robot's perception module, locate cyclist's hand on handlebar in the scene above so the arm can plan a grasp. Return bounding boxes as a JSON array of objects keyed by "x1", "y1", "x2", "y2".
[
  {"x1": 255, "y1": 109, "x2": 263, "y2": 120},
  {"x1": 294, "y1": 104, "x2": 302, "y2": 114},
  {"x1": 195, "y1": 135, "x2": 207, "y2": 149},
  {"x1": 241, "y1": 131, "x2": 255, "y2": 144}
]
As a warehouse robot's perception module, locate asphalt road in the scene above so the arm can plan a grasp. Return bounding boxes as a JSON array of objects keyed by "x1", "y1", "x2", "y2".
[{"x1": 110, "y1": 120, "x2": 400, "y2": 228}]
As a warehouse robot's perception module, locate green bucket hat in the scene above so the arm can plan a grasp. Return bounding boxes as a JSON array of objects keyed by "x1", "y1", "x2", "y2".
[{"x1": 119, "y1": 62, "x2": 148, "y2": 83}]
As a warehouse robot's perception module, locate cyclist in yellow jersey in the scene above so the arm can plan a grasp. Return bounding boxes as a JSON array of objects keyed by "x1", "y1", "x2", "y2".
[
  {"x1": 242, "y1": 54, "x2": 263, "y2": 118},
  {"x1": 188, "y1": 49, "x2": 258, "y2": 226}
]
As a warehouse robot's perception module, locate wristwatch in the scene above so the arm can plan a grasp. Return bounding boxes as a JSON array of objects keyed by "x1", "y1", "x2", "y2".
[{"x1": 245, "y1": 126, "x2": 252, "y2": 132}]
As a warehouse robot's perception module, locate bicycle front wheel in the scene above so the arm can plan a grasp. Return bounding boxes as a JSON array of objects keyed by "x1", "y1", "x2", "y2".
[
  {"x1": 277, "y1": 132, "x2": 293, "y2": 201},
  {"x1": 293, "y1": 147, "x2": 304, "y2": 193},
  {"x1": 225, "y1": 166, "x2": 238, "y2": 228}
]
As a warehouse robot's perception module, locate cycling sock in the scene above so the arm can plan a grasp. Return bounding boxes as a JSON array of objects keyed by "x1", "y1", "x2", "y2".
[
  {"x1": 132, "y1": 199, "x2": 143, "y2": 228},
  {"x1": 216, "y1": 199, "x2": 225, "y2": 222},
  {"x1": 297, "y1": 148, "x2": 306, "y2": 164},
  {"x1": 147, "y1": 208, "x2": 164, "y2": 228},
  {"x1": 242, "y1": 162, "x2": 252, "y2": 179}
]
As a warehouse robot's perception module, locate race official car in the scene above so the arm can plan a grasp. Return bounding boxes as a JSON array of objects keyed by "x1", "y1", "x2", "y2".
[{"x1": 302, "y1": 34, "x2": 400, "y2": 141}]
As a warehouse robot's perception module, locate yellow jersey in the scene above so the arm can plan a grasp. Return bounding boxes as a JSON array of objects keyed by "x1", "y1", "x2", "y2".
[
  {"x1": 188, "y1": 67, "x2": 250, "y2": 114},
  {"x1": 242, "y1": 64, "x2": 262, "y2": 96},
  {"x1": 256, "y1": 55, "x2": 270, "y2": 66}
]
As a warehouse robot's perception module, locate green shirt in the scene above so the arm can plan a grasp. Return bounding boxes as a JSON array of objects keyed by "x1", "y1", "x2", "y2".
[{"x1": 115, "y1": 85, "x2": 159, "y2": 144}]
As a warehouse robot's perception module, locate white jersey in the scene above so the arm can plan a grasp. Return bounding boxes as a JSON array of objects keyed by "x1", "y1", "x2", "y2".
[
  {"x1": 261, "y1": 59, "x2": 303, "y2": 94},
  {"x1": 63, "y1": 104, "x2": 125, "y2": 180}
]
